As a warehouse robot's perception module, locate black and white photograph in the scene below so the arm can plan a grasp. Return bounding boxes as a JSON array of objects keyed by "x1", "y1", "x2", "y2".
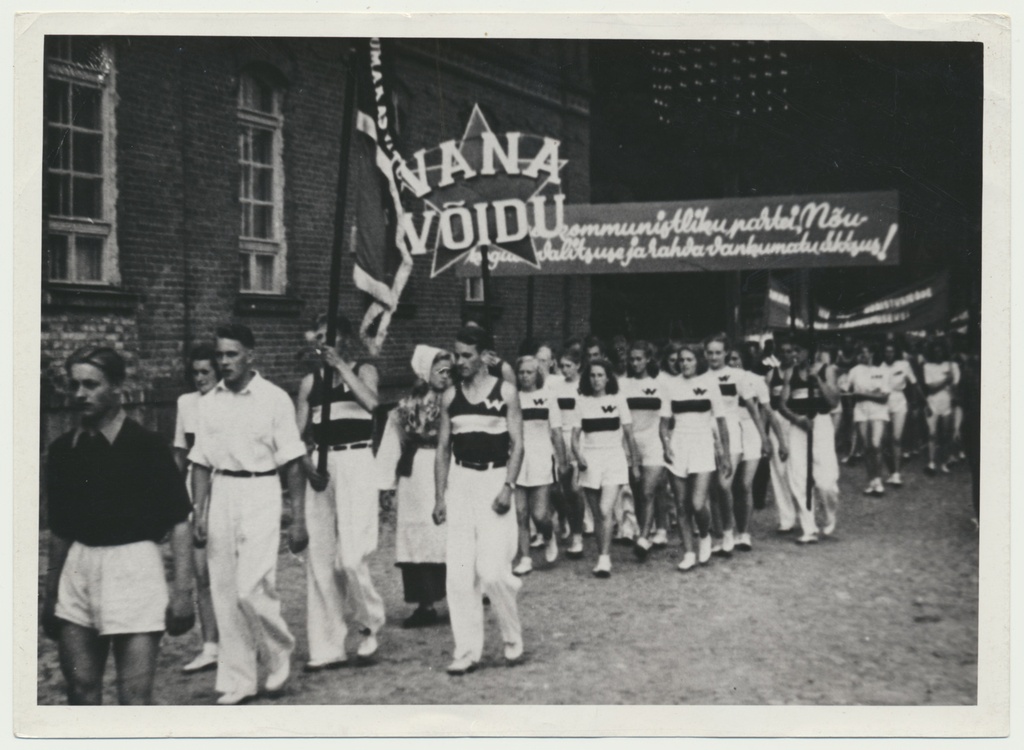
[{"x1": 10, "y1": 5, "x2": 1013, "y2": 741}]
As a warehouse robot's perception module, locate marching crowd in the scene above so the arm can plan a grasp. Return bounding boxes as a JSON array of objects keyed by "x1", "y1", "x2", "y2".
[{"x1": 40, "y1": 316, "x2": 978, "y2": 705}]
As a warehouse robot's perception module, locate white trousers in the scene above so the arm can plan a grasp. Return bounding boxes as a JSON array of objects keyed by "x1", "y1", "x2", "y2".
[
  {"x1": 786, "y1": 414, "x2": 840, "y2": 534},
  {"x1": 446, "y1": 465, "x2": 522, "y2": 662},
  {"x1": 207, "y1": 474, "x2": 295, "y2": 696},
  {"x1": 769, "y1": 426, "x2": 800, "y2": 531},
  {"x1": 305, "y1": 448, "x2": 386, "y2": 664}
]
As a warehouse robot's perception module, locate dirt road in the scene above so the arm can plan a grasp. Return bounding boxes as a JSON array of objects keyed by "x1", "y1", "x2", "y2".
[{"x1": 36, "y1": 459, "x2": 978, "y2": 706}]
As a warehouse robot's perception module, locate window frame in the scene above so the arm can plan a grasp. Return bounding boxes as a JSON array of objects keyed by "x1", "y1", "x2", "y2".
[
  {"x1": 44, "y1": 37, "x2": 120, "y2": 286},
  {"x1": 237, "y1": 72, "x2": 287, "y2": 295}
]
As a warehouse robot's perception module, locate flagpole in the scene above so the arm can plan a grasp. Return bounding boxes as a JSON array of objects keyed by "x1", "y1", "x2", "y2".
[
  {"x1": 319, "y1": 48, "x2": 359, "y2": 476},
  {"x1": 803, "y1": 268, "x2": 815, "y2": 511}
]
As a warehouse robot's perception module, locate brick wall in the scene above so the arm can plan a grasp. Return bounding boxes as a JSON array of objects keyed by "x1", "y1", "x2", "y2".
[{"x1": 40, "y1": 37, "x2": 593, "y2": 444}]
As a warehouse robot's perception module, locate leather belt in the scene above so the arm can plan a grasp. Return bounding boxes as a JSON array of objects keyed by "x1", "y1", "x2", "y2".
[
  {"x1": 454, "y1": 457, "x2": 508, "y2": 471},
  {"x1": 326, "y1": 442, "x2": 371, "y2": 452},
  {"x1": 216, "y1": 468, "x2": 277, "y2": 478}
]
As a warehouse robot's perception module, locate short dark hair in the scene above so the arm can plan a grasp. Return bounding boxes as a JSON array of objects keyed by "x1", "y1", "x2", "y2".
[
  {"x1": 583, "y1": 335, "x2": 605, "y2": 353},
  {"x1": 215, "y1": 323, "x2": 256, "y2": 349},
  {"x1": 627, "y1": 340, "x2": 660, "y2": 378},
  {"x1": 703, "y1": 332, "x2": 730, "y2": 351},
  {"x1": 186, "y1": 343, "x2": 219, "y2": 382},
  {"x1": 455, "y1": 324, "x2": 494, "y2": 354},
  {"x1": 314, "y1": 312, "x2": 354, "y2": 338},
  {"x1": 579, "y1": 357, "x2": 619, "y2": 396},
  {"x1": 66, "y1": 346, "x2": 126, "y2": 386}
]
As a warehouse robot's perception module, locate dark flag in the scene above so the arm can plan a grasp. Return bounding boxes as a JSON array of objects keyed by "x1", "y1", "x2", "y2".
[{"x1": 351, "y1": 38, "x2": 412, "y2": 355}]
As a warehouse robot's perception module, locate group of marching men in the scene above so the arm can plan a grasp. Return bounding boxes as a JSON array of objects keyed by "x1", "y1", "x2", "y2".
[{"x1": 41, "y1": 314, "x2": 971, "y2": 705}]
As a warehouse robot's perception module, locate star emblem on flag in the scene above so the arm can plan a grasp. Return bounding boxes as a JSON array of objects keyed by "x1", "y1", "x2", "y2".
[{"x1": 398, "y1": 104, "x2": 567, "y2": 277}]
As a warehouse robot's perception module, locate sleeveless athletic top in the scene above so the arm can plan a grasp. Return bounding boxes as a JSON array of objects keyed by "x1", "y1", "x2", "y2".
[
  {"x1": 768, "y1": 367, "x2": 787, "y2": 411},
  {"x1": 787, "y1": 365, "x2": 832, "y2": 416},
  {"x1": 307, "y1": 366, "x2": 373, "y2": 446},
  {"x1": 448, "y1": 377, "x2": 510, "y2": 464}
]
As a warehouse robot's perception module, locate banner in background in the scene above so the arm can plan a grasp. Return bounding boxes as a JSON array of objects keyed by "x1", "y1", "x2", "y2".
[
  {"x1": 814, "y1": 272, "x2": 949, "y2": 332},
  {"x1": 457, "y1": 190, "x2": 900, "y2": 277}
]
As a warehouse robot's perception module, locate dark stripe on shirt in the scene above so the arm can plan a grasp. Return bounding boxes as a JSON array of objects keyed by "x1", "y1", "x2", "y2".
[
  {"x1": 557, "y1": 397, "x2": 576, "y2": 410},
  {"x1": 626, "y1": 397, "x2": 661, "y2": 411},
  {"x1": 672, "y1": 399, "x2": 712, "y2": 414},
  {"x1": 718, "y1": 383, "x2": 738, "y2": 397},
  {"x1": 581, "y1": 417, "x2": 621, "y2": 433},
  {"x1": 522, "y1": 407, "x2": 549, "y2": 421}
]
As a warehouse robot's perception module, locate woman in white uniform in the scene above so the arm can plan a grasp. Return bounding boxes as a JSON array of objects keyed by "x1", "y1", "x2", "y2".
[
  {"x1": 571, "y1": 358, "x2": 640, "y2": 577},
  {"x1": 922, "y1": 339, "x2": 960, "y2": 475},
  {"x1": 173, "y1": 344, "x2": 221, "y2": 673},
  {"x1": 551, "y1": 345, "x2": 586, "y2": 557},
  {"x1": 880, "y1": 341, "x2": 927, "y2": 486},
  {"x1": 703, "y1": 333, "x2": 747, "y2": 555},
  {"x1": 376, "y1": 345, "x2": 452, "y2": 628},
  {"x1": 659, "y1": 345, "x2": 731, "y2": 571},
  {"x1": 848, "y1": 343, "x2": 891, "y2": 496},
  {"x1": 725, "y1": 348, "x2": 771, "y2": 552},
  {"x1": 622, "y1": 341, "x2": 670, "y2": 559},
  {"x1": 512, "y1": 355, "x2": 567, "y2": 575}
]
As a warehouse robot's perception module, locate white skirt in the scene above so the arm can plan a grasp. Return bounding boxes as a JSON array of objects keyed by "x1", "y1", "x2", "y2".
[{"x1": 395, "y1": 447, "x2": 447, "y2": 564}]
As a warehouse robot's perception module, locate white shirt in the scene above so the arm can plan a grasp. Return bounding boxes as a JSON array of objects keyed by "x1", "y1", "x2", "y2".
[
  {"x1": 881, "y1": 359, "x2": 917, "y2": 393},
  {"x1": 548, "y1": 374, "x2": 581, "y2": 431},
  {"x1": 571, "y1": 392, "x2": 632, "y2": 451},
  {"x1": 620, "y1": 374, "x2": 666, "y2": 441},
  {"x1": 737, "y1": 370, "x2": 769, "y2": 423},
  {"x1": 707, "y1": 366, "x2": 745, "y2": 422},
  {"x1": 923, "y1": 361, "x2": 960, "y2": 391},
  {"x1": 661, "y1": 371, "x2": 725, "y2": 434},
  {"x1": 849, "y1": 363, "x2": 891, "y2": 398},
  {"x1": 188, "y1": 372, "x2": 307, "y2": 473},
  {"x1": 173, "y1": 391, "x2": 202, "y2": 451},
  {"x1": 520, "y1": 387, "x2": 562, "y2": 450}
]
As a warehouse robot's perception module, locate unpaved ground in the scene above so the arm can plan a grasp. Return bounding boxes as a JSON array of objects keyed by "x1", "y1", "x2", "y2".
[{"x1": 37, "y1": 458, "x2": 978, "y2": 706}]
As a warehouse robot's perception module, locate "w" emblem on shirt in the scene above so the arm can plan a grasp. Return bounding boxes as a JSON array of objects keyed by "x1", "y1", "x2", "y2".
[
  {"x1": 483, "y1": 398, "x2": 504, "y2": 411},
  {"x1": 601, "y1": 404, "x2": 617, "y2": 414},
  {"x1": 718, "y1": 375, "x2": 730, "y2": 382},
  {"x1": 533, "y1": 398, "x2": 546, "y2": 406},
  {"x1": 693, "y1": 388, "x2": 707, "y2": 396},
  {"x1": 643, "y1": 388, "x2": 657, "y2": 395}
]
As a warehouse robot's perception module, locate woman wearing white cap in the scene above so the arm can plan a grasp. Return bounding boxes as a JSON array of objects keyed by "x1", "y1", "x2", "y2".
[{"x1": 376, "y1": 345, "x2": 453, "y2": 628}]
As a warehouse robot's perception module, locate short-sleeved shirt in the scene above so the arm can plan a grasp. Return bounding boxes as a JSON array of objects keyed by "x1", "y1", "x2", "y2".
[
  {"x1": 47, "y1": 416, "x2": 192, "y2": 546},
  {"x1": 708, "y1": 366, "x2": 745, "y2": 422},
  {"x1": 188, "y1": 371, "x2": 307, "y2": 473},
  {"x1": 173, "y1": 391, "x2": 202, "y2": 451},
  {"x1": 737, "y1": 370, "x2": 769, "y2": 423},
  {"x1": 881, "y1": 360, "x2": 917, "y2": 393},
  {"x1": 520, "y1": 387, "x2": 562, "y2": 448},
  {"x1": 923, "y1": 361, "x2": 961, "y2": 391},
  {"x1": 661, "y1": 371, "x2": 725, "y2": 434},
  {"x1": 572, "y1": 392, "x2": 632, "y2": 451},
  {"x1": 849, "y1": 364, "x2": 891, "y2": 398},
  {"x1": 620, "y1": 375, "x2": 666, "y2": 441},
  {"x1": 548, "y1": 375, "x2": 581, "y2": 431}
]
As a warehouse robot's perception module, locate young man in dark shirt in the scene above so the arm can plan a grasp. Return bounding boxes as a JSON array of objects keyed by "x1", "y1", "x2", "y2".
[{"x1": 42, "y1": 347, "x2": 195, "y2": 705}]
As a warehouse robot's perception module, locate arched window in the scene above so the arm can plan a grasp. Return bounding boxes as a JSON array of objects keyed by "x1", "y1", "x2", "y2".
[{"x1": 237, "y1": 69, "x2": 286, "y2": 293}]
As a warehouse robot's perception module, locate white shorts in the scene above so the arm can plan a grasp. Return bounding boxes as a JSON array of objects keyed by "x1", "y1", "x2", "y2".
[
  {"x1": 927, "y1": 390, "x2": 953, "y2": 417},
  {"x1": 667, "y1": 430, "x2": 717, "y2": 478},
  {"x1": 854, "y1": 400, "x2": 890, "y2": 423},
  {"x1": 634, "y1": 431, "x2": 665, "y2": 468},
  {"x1": 579, "y1": 446, "x2": 629, "y2": 490},
  {"x1": 887, "y1": 390, "x2": 908, "y2": 416},
  {"x1": 737, "y1": 418, "x2": 762, "y2": 463},
  {"x1": 518, "y1": 445, "x2": 556, "y2": 488},
  {"x1": 55, "y1": 540, "x2": 168, "y2": 636}
]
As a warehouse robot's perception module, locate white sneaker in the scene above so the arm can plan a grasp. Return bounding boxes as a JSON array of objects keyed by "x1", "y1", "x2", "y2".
[
  {"x1": 735, "y1": 532, "x2": 752, "y2": 552},
  {"x1": 697, "y1": 535, "x2": 712, "y2": 565},
  {"x1": 592, "y1": 554, "x2": 612, "y2": 578},
  {"x1": 566, "y1": 534, "x2": 584, "y2": 558},
  {"x1": 886, "y1": 472, "x2": 903, "y2": 486},
  {"x1": 529, "y1": 533, "x2": 545, "y2": 549},
  {"x1": 446, "y1": 656, "x2": 478, "y2": 675},
  {"x1": 544, "y1": 535, "x2": 559, "y2": 563},
  {"x1": 356, "y1": 633, "x2": 379, "y2": 660},
  {"x1": 677, "y1": 552, "x2": 697, "y2": 572},
  {"x1": 264, "y1": 658, "x2": 290, "y2": 693},
  {"x1": 722, "y1": 529, "x2": 735, "y2": 554},
  {"x1": 822, "y1": 519, "x2": 836, "y2": 537},
  {"x1": 504, "y1": 640, "x2": 524, "y2": 665},
  {"x1": 216, "y1": 690, "x2": 255, "y2": 705},
  {"x1": 513, "y1": 557, "x2": 533, "y2": 576},
  {"x1": 183, "y1": 644, "x2": 218, "y2": 674},
  {"x1": 651, "y1": 529, "x2": 669, "y2": 547},
  {"x1": 710, "y1": 538, "x2": 723, "y2": 555}
]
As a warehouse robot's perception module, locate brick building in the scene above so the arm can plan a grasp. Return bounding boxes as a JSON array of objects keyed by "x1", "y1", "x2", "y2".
[{"x1": 40, "y1": 36, "x2": 593, "y2": 446}]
